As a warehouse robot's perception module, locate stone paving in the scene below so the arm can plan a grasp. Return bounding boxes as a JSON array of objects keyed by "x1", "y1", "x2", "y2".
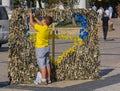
[{"x1": 0, "y1": 18, "x2": 120, "y2": 91}]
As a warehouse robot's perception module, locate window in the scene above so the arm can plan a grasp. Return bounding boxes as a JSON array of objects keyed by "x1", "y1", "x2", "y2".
[{"x1": 0, "y1": 7, "x2": 8, "y2": 20}]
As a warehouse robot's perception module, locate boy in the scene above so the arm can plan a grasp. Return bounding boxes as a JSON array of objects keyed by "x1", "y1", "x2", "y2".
[
  {"x1": 29, "y1": 12, "x2": 53, "y2": 85},
  {"x1": 101, "y1": 12, "x2": 109, "y2": 40}
]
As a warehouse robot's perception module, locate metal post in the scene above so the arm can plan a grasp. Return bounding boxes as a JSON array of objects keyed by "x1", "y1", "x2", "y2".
[
  {"x1": 51, "y1": 23, "x2": 57, "y2": 81},
  {"x1": 52, "y1": 23, "x2": 55, "y2": 63}
]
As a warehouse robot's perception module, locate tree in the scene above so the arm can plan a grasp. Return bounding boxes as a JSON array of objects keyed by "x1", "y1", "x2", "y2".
[
  {"x1": 88, "y1": 0, "x2": 120, "y2": 7},
  {"x1": 47, "y1": 0, "x2": 74, "y2": 4},
  {"x1": 13, "y1": 0, "x2": 20, "y2": 4}
]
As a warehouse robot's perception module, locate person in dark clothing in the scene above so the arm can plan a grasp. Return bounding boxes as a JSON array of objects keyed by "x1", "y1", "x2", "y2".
[
  {"x1": 101, "y1": 12, "x2": 110, "y2": 40},
  {"x1": 38, "y1": 0, "x2": 42, "y2": 8}
]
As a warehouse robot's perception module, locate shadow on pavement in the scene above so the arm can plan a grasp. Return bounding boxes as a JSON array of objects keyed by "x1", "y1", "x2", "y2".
[
  {"x1": 64, "y1": 74, "x2": 120, "y2": 91},
  {"x1": 101, "y1": 53, "x2": 120, "y2": 56},
  {"x1": 3, "y1": 74, "x2": 120, "y2": 91},
  {"x1": 99, "y1": 69, "x2": 114, "y2": 77},
  {"x1": 100, "y1": 47, "x2": 120, "y2": 50},
  {"x1": 105, "y1": 39, "x2": 115, "y2": 41},
  {"x1": 0, "y1": 47, "x2": 9, "y2": 52},
  {"x1": 100, "y1": 38, "x2": 120, "y2": 43},
  {"x1": 0, "y1": 81, "x2": 10, "y2": 88},
  {"x1": 103, "y1": 41, "x2": 120, "y2": 43},
  {"x1": 55, "y1": 41, "x2": 74, "y2": 44}
]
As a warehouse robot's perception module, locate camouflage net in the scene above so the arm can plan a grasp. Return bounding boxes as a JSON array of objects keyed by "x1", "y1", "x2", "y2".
[{"x1": 8, "y1": 8, "x2": 100, "y2": 84}]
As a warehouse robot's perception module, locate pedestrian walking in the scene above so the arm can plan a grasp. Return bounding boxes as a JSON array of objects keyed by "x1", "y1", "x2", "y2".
[
  {"x1": 108, "y1": 5, "x2": 113, "y2": 19},
  {"x1": 92, "y1": 4, "x2": 97, "y2": 11},
  {"x1": 105, "y1": 7, "x2": 110, "y2": 17},
  {"x1": 97, "y1": 7, "x2": 104, "y2": 23},
  {"x1": 29, "y1": 12, "x2": 53, "y2": 85},
  {"x1": 117, "y1": 4, "x2": 120, "y2": 18},
  {"x1": 101, "y1": 12, "x2": 110, "y2": 40}
]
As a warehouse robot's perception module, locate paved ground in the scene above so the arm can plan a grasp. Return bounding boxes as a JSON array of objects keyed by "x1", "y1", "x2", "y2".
[{"x1": 0, "y1": 18, "x2": 120, "y2": 91}]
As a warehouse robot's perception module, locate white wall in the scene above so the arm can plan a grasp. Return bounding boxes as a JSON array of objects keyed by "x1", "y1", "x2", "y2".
[
  {"x1": 1, "y1": 0, "x2": 13, "y2": 19},
  {"x1": 74, "y1": 0, "x2": 87, "y2": 9},
  {"x1": 78, "y1": 0, "x2": 86, "y2": 9},
  {"x1": 2, "y1": 0, "x2": 13, "y2": 9},
  {"x1": 2, "y1": 0, "x2": 10, "y2": 7}
]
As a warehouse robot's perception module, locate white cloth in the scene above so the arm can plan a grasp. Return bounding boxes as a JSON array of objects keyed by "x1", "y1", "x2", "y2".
[
  {"x1": 108, "y1": 6, "x2": 113, "y2": 19},
  {"x1": 92, "y1": 5, "x2": 97, "y2": 11},
  {"x1": 109, "y1": 12, "x2": 112, "y2": 19},
  {"x1": 41, "y1": 1, "x2": 45, "y2": 8},
  {"x1": 109, "y1": 6, "x2": 113, "y2": 13},
  {"x1": 36, "y1": 1, "x2": 39, "y2": 8},
  {"x1": 97, "y1": 9, "x2": 103, "y2": 15},
  {"x1": 105, "y1": 9, "x2": 110, "y2": 17},
  {"x1": 58, "y1": 4, "x2": 64, "y2": 10},
  {"x1": 97, "y1": 8, "x2": 103, "y2": 23},
  {"x1": 34, "y1": 72, "x2": 42, "y2": 85}
]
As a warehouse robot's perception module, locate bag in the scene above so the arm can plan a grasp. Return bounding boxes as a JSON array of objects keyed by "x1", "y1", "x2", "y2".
[{"x1": 34, "y1": 72, "x2": 42, "y2": 85}]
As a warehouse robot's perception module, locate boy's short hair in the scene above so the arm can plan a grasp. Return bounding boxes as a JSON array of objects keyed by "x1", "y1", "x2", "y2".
[{"x1": 44, "y1": 16, "x2": 53, "y2": 26}]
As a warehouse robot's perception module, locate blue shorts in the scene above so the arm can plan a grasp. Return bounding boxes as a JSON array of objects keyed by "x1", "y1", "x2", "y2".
[{"x1": 36, "y1": 46, "x2": 50, "y2": 69}]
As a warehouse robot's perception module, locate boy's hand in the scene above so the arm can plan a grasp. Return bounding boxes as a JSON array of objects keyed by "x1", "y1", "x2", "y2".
[
  {"x1": 29, "y1": 12, "x2": 35, "y2": 27},
  {"x1": 29, "y1": 12, "x2": 33, "y2": 17},
  {"x1": 32, "y1": 13, "x2": 36, "y2": 17}
]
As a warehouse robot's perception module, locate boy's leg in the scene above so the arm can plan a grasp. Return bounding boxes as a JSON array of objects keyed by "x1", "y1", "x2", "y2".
[
  {"x1": 45, "y1": 49, "x2": 51, "y2": 83},
  {"x1": 40, "y1": 67, "x2": 47, "y2": 80},
  {"x1": 47, "y1": 66, "x2": 51, "y2": 83},
  {"x1": 36, "y1": 48, "x2": 48, "y2": 84}
]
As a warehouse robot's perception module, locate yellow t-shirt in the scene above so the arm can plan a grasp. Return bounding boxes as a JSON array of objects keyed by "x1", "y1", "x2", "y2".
[{"x1": 34, "y1": 24, "x2": 50, "y2": 48}]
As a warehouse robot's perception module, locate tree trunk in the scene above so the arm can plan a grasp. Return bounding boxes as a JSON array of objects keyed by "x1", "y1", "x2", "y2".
[{"x1": 72, "y1": 18, "x2": 76, "y2": 26}]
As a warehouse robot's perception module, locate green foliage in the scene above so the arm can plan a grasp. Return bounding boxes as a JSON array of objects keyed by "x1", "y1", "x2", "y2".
[
  {"x1": 109, "y1": 0, "x2": 120, "y2": 6},
  {"x1": 13, "y1": 0, "x2": 73, "y2": 5},
  {"x1": 88, "y1": 0, "x2": 93, "y2": 6},
  {"x1": 87, "y1": 0, "x2": 120, "y2": 12},
  {"x1": 47, "y1": 0, "x2": 73, "y2": 4},
  {"x1": 13, "y1": 0, "x2": 20, "y2": 3}
]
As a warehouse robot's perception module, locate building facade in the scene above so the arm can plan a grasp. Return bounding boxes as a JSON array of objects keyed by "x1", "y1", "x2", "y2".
[
  {"x1": 0, "y1": 0, "x2": 13, "y2": 9},
  {"x1": 0, "y1": 0, "x2": 88, "y2": 9},
  {"x1": 73, "y1": 0, "x2": 88, "y2": 9}
]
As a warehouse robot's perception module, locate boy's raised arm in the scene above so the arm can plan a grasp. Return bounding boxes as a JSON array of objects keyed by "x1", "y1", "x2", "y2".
[
  {"x1": 29, "y1": 12, "x2": 35, "y2": 27},
  {"x1": 33, "y1": 13, "x2": 42, "y2": 25}
]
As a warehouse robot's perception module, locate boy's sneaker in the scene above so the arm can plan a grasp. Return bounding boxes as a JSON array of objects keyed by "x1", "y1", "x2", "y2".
[
  {"x1": 47, "y1": 80, "x2": 52, "y2": 84},
  {"x1": 39, "y1": 81, "x2": 47, "y2": 85},
  {"x1": 34, "y1": 80, "x2": 38, "y2": 85}
]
